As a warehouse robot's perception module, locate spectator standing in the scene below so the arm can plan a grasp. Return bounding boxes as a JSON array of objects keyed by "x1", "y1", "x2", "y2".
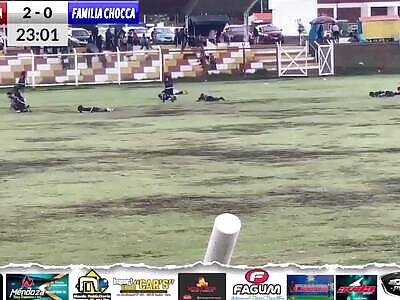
[
  {"x1": 174, "y1": 28, "x2": 179, "y2": 47},
  {"x1": 179, "y1": 28, "x2": 185, "y2": 46},
  {"x1": 216, "y1": 31, "x2": 221, "y2": 44},
  {"x1": 208, "y1": 54, "x2": 217, "y2": 70},
  {"x1": 96, "y1": 34, "x2": 103, "y2": 52},
  {"x1": 60, "y1": 46, "x2": 70, "y2": 70},
  {"x1": 132, "y1": 30, "x2": 139, "y2": 46},
  {"x1": 105, "y1": 28, "x2": 112, "y2": 50},
  {"x1": 181, "y1": 28, "x2": 188, "y2": 51},
  {"x1": 140, "y1": 34, "x2": 151, "y2": 50},
  {"x1": 112, "y1": 28, "x2": 118, "y2": 51},
  {"x1": 253, "y1": 26, "x2": 259, "y2": 44},
  {"x1": 208, "y1": 29, "x2": 216, "y2": 44},
  {"x1": 332, "y1": 23, "x2": 340, "y2": 43}
]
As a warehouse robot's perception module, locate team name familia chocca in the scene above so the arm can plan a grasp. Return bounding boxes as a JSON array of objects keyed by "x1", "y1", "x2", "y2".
[{"x1": 71, "y1": 7, "x2": 136, "y2": 20}]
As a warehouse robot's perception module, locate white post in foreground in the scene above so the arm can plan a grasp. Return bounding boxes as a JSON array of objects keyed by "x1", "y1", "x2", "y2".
[{"x1": 204, "y1": 213, "x2": 241, "y2": 265}]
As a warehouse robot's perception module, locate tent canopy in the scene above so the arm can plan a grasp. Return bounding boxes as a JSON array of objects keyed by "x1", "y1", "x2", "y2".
[
  {"x1": 188, "y1": 15, "x2": 230, "y2": 35},
  {"x1": 311, "y1": 16, "x2": 337, "y2": 25}
]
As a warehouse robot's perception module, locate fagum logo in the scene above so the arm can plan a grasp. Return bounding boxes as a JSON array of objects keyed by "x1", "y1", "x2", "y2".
[{"x1": 233, "y1": 269, "x2": 281, "y2": 296}]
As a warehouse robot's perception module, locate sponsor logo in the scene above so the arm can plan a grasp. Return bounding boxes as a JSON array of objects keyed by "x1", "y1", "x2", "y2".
[
  {"x1": 382, "y1": 272, "x2": 400, "y2": 296},
  {"x1": 232, "y1": 269, "x2": 283, "y2": 300},
  {"x1": 245, "y1": 270, "x2": 269, "y2": 284},
  {"x1": 6, "y1": 274, "x2": 69, "y2": 300},
  {"x1": 287, "y1": 275, "x2": 334, "y2": 300},
  {"x1": 113, "y1": 278, "x2": 175, "y2": 296},
  {"x1": 178, "y1": 273, "x2": 226, "y2": 300},
  {"x1": 73, "y1": 270, "x2": 111, "y2": 300},
  {"x1": 336, "y1": 275, "x2": 377, "y2": 300}
]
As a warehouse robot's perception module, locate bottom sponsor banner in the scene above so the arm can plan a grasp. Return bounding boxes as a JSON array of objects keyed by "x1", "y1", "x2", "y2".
[
  {"x1": 178, "y1": 273, "x2": 226, "y2": 300},
  {"x1": 6, "y1": 274, "x2": 68, "y2": 300},
  {"x1": 336, "y1": 275, "x2": 377, "y2": 300},
  {"x1": 287, "y1": 275, "x2": 334, "y2": 300},
  {"x1": 3, "y1": 263, "x2": 400, "y2": 300}
]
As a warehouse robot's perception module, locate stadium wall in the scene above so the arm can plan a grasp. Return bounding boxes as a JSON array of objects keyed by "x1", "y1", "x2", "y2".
[
  {"x1": 0, "y1": 45, "x2": 319, "y2": 87},
  {"x1": 334, "y1": 42, "x2": 400, "y2": 74}
]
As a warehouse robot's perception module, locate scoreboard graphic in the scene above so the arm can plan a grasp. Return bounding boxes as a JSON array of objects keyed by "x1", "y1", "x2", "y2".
[{"x1": 0, "y1": 1, "x2": 140, "y2": 46}]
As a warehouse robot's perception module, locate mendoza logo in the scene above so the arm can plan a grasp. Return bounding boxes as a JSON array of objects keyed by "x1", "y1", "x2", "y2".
[
  {"x1": 73, "y1": 270, "x2": 111, "y2": 300},
  {"x1": 178, "y1": 273, "x2": 226, "y2": 300},
  {"x1": 233, "y1": 269, "x2": 282, "y2": 298},
  {"x1": 381, "y1": 272, "x2": 400, "y2": 296},
  {"x1": 336, "y1": 275, "x2": 377, "y2": 300},
  {"x1": 113, "y1": 278, "x2": 175, "y2": 296},
  {"x1": 6, "y1": 274, "x2": 69, "y2": 300}
]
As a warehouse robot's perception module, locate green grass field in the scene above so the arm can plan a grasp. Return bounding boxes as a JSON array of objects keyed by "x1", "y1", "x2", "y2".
[{"x1": 1, "y1": 75, "x2": 400, "y2": 266}]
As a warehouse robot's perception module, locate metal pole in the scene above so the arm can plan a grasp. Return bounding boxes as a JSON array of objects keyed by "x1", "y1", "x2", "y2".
[
  {"x1": 244, "y1": 12, "x2": 249, "y2": 44},
  {"x1": 116, "y1": 47, "x2": 121, "y2": 85},
  {"x1": 30, "y1": 50, "x2": 35, "y2": 88},
  {"x1": 73, "y1": 48, "x2": 78, "y2": 86},
  {"x1": 204, "y1": 213, "x2": 241, "y2": 264},
  {"x1": 261, "y1": 0, "x2": 264, "y2": 12}
]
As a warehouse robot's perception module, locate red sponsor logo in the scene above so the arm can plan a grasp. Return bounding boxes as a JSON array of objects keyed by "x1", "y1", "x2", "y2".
[
  {"x1": 0, "y1": 2, "x2": 6, "y2": 25},
  {"x1": 245, "y1": 269, "x2": 269, "y2": 284},
  {"x1": 337, "y1": 285, "x2": 376, "y2": 294},
  {"x1": 183, "y1": 295, "x2": 192, "y2": 300}
]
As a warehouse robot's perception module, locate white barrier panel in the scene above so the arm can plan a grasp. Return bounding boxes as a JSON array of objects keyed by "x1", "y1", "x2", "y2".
[
  {"x1": 0, "y1": 49, "x2": 163, "y2": 88},
  {"x1": 204, "y1": 213, "x2": 241, "y2": 265}
]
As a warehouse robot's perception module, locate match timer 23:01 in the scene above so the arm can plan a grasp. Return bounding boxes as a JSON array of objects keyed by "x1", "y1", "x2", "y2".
[{"x1": 2, "y1": 1, "x2": 68, "y2": 47}]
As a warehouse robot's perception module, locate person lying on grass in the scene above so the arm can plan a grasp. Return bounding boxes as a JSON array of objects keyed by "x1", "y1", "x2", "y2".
[
  {"x1": 7, "y1": 91, "x2": 31, "y2": 112},
  {"x1": 77, "y1": 105, "x2": 113, "y2": 113},
  {"x1": 158, "y1": 74, "x2": 187, "y2": 102},
  {"x1": 197, "y1": 93, "x2": 225, "y2": 102},
  {"x1": 369, "y1": 87, "x2": 400, "y2": 98}
]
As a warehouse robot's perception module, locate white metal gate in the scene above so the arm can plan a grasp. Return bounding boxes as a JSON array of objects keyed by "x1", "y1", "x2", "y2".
[
  {"x1": 277, "y1": 41, "x2": 309, "y2": 77},
  {"x1": 317, "y1": 41, "x2": 334, "y2": 76}
]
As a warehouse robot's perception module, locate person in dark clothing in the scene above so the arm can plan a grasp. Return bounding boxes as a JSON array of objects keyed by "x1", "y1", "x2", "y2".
[
  {"x1": 77, "y1": 105, "x2": 113, "y2": 113},
  {"x1": 127, "y1": 29, "x2": 134, "y2": 50},
  {"x1": 96, "y1": 34, "x2": 103, "y2": 52},
  {"x1": 105, "y1": 28, "x2": 112, "y2": 50},
  {"x1": 61, "y1": 46, "x2": 70, "y2": 70},
  {"x1": 16, "y1": 71, "x2": 27, "y2": 91},
  {"x1": 369, "y1": 87, "x2": 400, "y2": 98},
  {"x1": 317, "y1": 24, "x2": 324, "y2": 43},
  {"x1": 8, "y1": 72, "x2": 30, "y2": 112},
  {"x1": 197, "y1": 93, "x2": 225, "y2": 102},
  {"x1": 158, "y1": 74, "x2": 187, "y2": 102},
  {"x1": 181, "y1": 29, "x2": 188, "y2": 51},
  {"x1": 140, "y1": 34, "x2": 151, "y2": 50},
  {"x1": 7, "y1": 92, "x2": 30, "y2": 112},
  {"x1": 208, "y1": 54, "x2": 217, "y2": 70},
  {"x1": 253, "y1": 27, "x2": 259, "y2": 44},
  {"x1": 174, "y1": 28, "x2": 179, "y2": 47}
]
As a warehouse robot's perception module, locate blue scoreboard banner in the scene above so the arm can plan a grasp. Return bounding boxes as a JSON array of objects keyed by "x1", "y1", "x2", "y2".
[{"x1": 68, "y1": 1, "x2": 140, "y2": 24}]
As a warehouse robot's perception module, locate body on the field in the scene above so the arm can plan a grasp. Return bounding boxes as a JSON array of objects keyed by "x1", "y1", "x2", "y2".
[
  {"x1": 8, "y1": 71, "x2": 30, "y2": 112},
  {"x1": 369, "y1": 87, "x2": 400, "y2": 98},
  {"x1": 197, "y1": 93, "x2": 225, "y2": 102},
  {"x1": 77, "y1": 105, "x2": 113, "y2": 113},
  {"x1": 159, "y1": 75, "x2": 186, "y2": 102}
]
